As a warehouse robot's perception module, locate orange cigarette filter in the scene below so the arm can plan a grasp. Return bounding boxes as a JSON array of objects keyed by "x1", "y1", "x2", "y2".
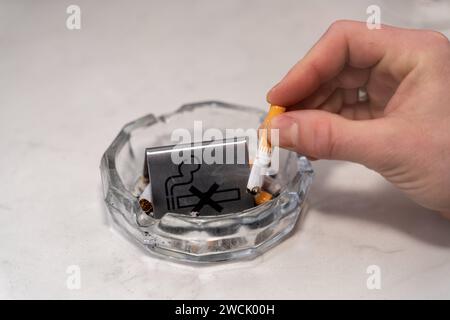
[
  {"x1": 258, "y1": 105, "x2": 286, "y2": 153},
  {"x1": 254, "y1": 190, "x2": 273, "y2": 206}
]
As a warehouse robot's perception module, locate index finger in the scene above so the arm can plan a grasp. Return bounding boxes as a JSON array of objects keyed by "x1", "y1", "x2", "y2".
[{"x1": 267, "y1": 20, "x2": 394, "y2": 107}]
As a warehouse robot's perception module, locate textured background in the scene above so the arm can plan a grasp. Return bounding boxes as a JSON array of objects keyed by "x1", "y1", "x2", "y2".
[{"x1": 1, "y1": 0, "x2": 449, "y2": 299}]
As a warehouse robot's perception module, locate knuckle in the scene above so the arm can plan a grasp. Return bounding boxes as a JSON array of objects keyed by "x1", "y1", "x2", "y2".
[
  {"x1": 328, "y1": 20, "x2": 362, "y2": 34},
  {"x1": 419, "y1": 30, "x2": 450, "y2": 52},
  {"x1": 427, "y1": 30, "x2": 450, "y2": 45},
  {"x1": 328, "y1": 20, "x2": 347, "y2": 33}
]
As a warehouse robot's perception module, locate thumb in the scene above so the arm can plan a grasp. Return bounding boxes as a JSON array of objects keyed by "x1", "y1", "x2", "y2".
[{"x1": 270, "y1": 110, "x2": 397, "y2": 170}]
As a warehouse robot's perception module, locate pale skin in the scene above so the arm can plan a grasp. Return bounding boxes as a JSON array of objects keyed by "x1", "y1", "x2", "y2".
[{"x1": 267, "y1": 20, "x2": 450, "y2": 218}]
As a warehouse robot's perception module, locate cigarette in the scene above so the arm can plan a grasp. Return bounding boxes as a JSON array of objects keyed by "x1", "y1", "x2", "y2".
[
  {"x1": 139, "y1": 183, "x2": 153, "y2": 214},
  {"x1": 254, "y1": 190, "x2": 273, "y2": 206},
  {"x1": 247, "y1": 104, "x2": 286, "y2": 194},
  {"x1": 133, "y1": 175, "x2": 150, "y2": 197}
]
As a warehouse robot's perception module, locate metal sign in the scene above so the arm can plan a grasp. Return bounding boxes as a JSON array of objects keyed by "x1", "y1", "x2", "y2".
[{"x1": 146, "y1": 138, "x2": 254, "y2": 218}]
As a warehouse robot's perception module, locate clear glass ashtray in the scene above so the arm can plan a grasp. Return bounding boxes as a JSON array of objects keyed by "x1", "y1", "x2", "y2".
[{"x1": 100, "y1": 101, "x2": 313, "y2": 263}]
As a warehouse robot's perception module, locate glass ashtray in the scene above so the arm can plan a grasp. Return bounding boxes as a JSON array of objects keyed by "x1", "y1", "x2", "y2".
[{"x1": 100, "y1": 101, "x2": 313, "y2": 263}]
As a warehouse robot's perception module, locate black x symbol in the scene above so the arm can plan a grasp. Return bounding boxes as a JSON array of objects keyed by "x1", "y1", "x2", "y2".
[{"x1": 189, "y1": 183, "x2": 223, "y2": 213}]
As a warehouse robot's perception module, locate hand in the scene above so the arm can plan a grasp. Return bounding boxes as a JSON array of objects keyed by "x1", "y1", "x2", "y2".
[{"x1": 267, "y1": 20, "x2": 450, "y2": 218}]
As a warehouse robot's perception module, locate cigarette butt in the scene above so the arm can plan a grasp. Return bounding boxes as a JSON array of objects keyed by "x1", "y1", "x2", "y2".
[
  {"x1": 254, "y1": 190, "x2": 273, "y2": 206},
  {"x1": 133, "y1": 175, "x2": 150, "y2": 197},
  {"x1": 139, "y1": 183, "x2": 153, "y2": 214},
  {"x1": 139, "y1": 199, "x2": 153, "y2": 213}
]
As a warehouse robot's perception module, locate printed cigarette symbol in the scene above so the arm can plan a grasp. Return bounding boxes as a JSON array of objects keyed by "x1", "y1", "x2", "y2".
[
  {"x1": 164, "y1": 156, "x2": 241, "y2": 214},
  {"x1": 164, "y1": 157, "x2": 201, "y2": 211}
]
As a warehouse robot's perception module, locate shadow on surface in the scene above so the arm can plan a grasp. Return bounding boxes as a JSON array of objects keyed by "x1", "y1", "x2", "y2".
[{"x1": 308, "y1": 160, "x2": 450, "y2": 248}]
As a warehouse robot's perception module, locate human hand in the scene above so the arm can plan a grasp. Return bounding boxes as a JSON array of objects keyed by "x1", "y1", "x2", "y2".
[{"x1": 267, "y1": 20, "x2": 450, "y2": 218}]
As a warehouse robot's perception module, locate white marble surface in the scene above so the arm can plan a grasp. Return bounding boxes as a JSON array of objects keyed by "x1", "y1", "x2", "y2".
[{"x1": 1, "y1": 0, "x2": 449, "y2": 299}]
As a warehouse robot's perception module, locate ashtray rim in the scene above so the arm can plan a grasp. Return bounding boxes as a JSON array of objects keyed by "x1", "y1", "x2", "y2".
[{"x1": 100, "y1": 101, "x2": 314, "y2": 264}]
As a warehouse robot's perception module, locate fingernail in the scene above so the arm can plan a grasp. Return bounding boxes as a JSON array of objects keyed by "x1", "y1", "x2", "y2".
[{"x1": 269, "y1": 115, "x2": 298, "y2": 149}]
